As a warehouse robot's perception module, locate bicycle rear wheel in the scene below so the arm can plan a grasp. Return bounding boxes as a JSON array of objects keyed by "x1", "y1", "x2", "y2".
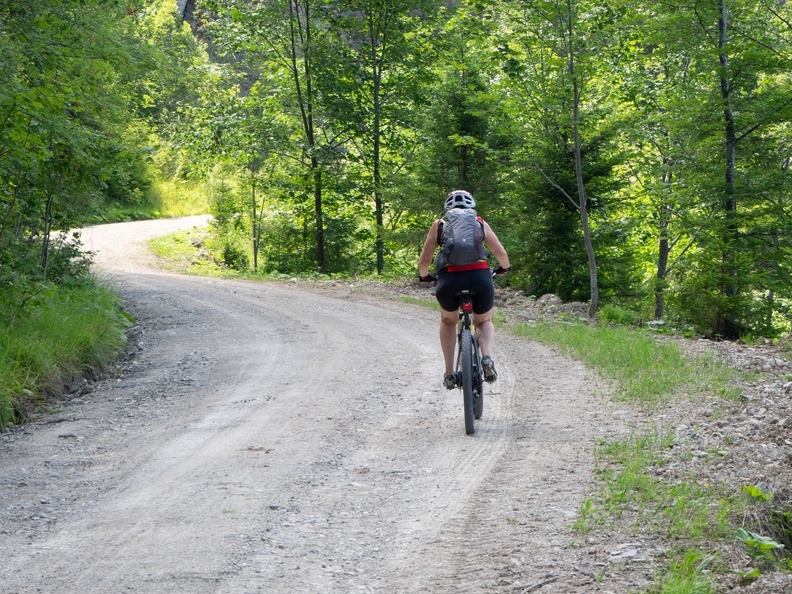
[
  {"x1": 472, "y1": 336, "x2": 484, "y2": 420},
  {"x1": 460, "y1": 328, "x2": 475, "y2": 435}
]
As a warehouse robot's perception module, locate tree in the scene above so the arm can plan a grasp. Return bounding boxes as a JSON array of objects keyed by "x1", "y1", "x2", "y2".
[
  {"x1": 204, "y1": 0, "x2": 347, "y2": 272},
  {"x1": 330, "y1": 0, "x2": 438, "y2": 273},
  {"x1": 0, "y1": 0, "x2": 156, "y2": 279},
  {"x1": 615, "y1": 0, "x2": 792, "y2": 336},
  {"x1": 412, "y1": 20, "x2": 511, "y2": 209},
  {"x1": 490, "y1": 0, "x2": 623, "y2": 316}
]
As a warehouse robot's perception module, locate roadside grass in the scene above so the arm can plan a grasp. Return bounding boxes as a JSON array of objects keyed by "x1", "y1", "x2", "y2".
[
  {"x1": 585, "y1": 426, "x2": 736, "y2": 536},
  {"x1": 149, "y1": 228, "x2": 320, "y2": 281},
  {"x1": 656, "y1": 551, "x2": 717, "y2": 594},
  {"x1": 0, "y1": 280, "x2": 131, "y2": 426},
  {"x1": 520, "y1": 319, "x2": 786, "y2": 591},
  {"x1": 398, "y1": 295, "x2": 439, "y2": 309},
  {"x1": 515, "y1": 321, "x2": 741, "y2": 405},
  {"x1": 148, "y1": 227, "x2": 224, "y2": 276},
  {"x1": 148, "y1": 228, "x2": 429, "y2": 288},
  {"x1": 155, "y1": 179, "x2": 210, "y2": 217}
]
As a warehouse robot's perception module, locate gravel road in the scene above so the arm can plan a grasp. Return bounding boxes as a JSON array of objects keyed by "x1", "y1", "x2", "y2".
[{"x1": 0, "y1": 217, "x2": 638, "y2": 593}]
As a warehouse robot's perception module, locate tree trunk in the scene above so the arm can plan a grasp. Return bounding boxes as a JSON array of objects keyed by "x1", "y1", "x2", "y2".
[
  {"x1": 314, "y1": 161, "x2": 324, "y2": 271},
  {"x1": 716, "y1": 0, "x2": 739, "y2": 337},
  {"x1": 655, "y1": 202, "x2": 669, "y2": 320},
  {"x1": 371, "y1": 26, "x2": 384, "y2": 274},
  {"x1": 655, "y1": 167, "x2": 671, "y2": 320},
  {"x1": 41, "y1": 186, "x2": 54, "y2": 277},
  {"x1": 567, "y1": 0, "x2": 598, "y2": 318},
  {"x1": 290, "y1": 0, "x2": 324, "y2": 272},
  {"x1": 251, "y1": 172, "x2": 259, "y2": 272},
  {"x1": 0, "y1": 167, "x2": 25, "y2": 243}
]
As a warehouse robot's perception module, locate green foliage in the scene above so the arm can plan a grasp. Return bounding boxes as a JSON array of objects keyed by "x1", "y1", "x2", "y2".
[
  {"x1": 1, "y1": 1, "x2": 141, "y2": 221},
  {"x1": 155, "y1": 179, "x2": 211, "y2": 217},
  {"x1": 655, "y1": 551, "x2": 716, "y2": 594},
  {"x1": 738, "y1": 485, "x2": 792, "y2": 569},
  {"x1": 4, "y1": 0, "x2": 792, "y2": 385},
  {"x1": 207, "y1": 177, "x2": 249, "y2": 271},
  {"x1": 0, "y1": 277, "x2": 130, "y2": 426},
  {"x1": 599, "y1": 304, "x2": 640, "y2": 326},
  {"x1": 536, "y1": 310, "x2": 792, "y2": 591},
  {"x1": 742, "y1": 485, "x2": 774, "y2": 503},
  {"x1": 0, "y1": 0, "x2": 218, "y2": 287},
  {"x1": 586, "y1": 425, "x2": 735, "y2": 591},
  {"x1": 509, "y1": 125, "x2": 630, "y2": 302},
  {"x1": 410, "y1": 36, "x2": 511, "y2": 208},
  {"x1": 139, "y1": 0, "x2": 792, "y2": 339},
  {"x1": 735, "y1": 528, "x2": 785, "y2": 556},
  {"x1": 608, "y1": 0, "x2": 792, "y2": 338},
  {"x1": 517, "y1": 321, "x2": 701, "y2": 404}
]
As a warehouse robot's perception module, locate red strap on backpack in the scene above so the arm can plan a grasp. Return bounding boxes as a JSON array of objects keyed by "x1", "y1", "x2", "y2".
[{"x1": 447, "y1": 261, "x2": 490, "y2": 272}]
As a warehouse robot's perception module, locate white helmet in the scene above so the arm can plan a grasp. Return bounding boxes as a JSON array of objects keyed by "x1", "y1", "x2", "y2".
[{"x1": 444, "y1": 190, "x2": 475, "y2": 210}]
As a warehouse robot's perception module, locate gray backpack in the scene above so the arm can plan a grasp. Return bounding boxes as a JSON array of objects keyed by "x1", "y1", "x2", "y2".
[{"x1": 434, "y1": 209, "x2": 486, "y2": 270}]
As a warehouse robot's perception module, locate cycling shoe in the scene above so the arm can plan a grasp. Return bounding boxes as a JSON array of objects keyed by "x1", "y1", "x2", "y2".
[{"x1": 482, "y1": 356, "x2": 498, "y2": 383}]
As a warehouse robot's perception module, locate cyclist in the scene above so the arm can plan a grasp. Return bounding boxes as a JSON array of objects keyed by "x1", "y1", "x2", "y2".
[{"x1": 418, "y1": 190, "x2": 511, "y2": 390}]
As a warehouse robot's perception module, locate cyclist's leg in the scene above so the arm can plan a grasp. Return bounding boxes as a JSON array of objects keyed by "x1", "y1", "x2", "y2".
[
  {"x1": 440, "y1": 307, "x2": 457, "y2": 375},
  {"x1": 472, "y1": 309, "x2": 494, "y2": 358},
  {"x1": 473, "y1": 310, "x2": 498, "y2": 382},
  {"x1": 470, "y1": 270, "x2": 498, "y2": 382},
  {"x1": 470, "y1": 268, "x2": 496, "y2": 357},
  {"x1": 473, "y1": 311, "x2": 498, "y2": 382},
  {"x1": 435, "y1": 272, "x2": 462, "y2": 377}
]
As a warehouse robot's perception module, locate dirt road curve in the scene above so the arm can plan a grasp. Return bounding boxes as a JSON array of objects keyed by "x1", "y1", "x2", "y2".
[{"x1": 1, "y1": 217, "x2": 630, "y2": 593}]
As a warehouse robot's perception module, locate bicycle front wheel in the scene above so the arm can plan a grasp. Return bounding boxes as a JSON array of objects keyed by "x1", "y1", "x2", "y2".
[{"x1": 460, "y1": 328, "x2": 475, "y2": 435}]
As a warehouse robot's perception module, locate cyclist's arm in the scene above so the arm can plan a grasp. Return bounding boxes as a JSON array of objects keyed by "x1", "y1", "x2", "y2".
[
  {"x1": 418, "y1": 220, "x2": 440, "y2": 278},
  {"x1": 482, "y1": 220, "x2": 510, "y2": 271}
]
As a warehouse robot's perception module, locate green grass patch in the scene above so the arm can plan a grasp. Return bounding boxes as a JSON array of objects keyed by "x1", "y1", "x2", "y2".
[
  {"x1": 655, "y1": 551, "x2": 717, "y2": 594},
  {"x1": 590, "y1": 428, "x2": 733, "y2": 536},
  {"x1": 0, "y1": 280, "x2": 131, "y2": 426},
  {"x1": 586, "y1": 428, "x2": 737, "y2": 591},
  {"x1": 155, "y1": 179, "x2": 211, "y2": 217},
  {"x1": 148, "y1": 227, "x2": 224, "y2": 276},
  {"x1": 149, "y1": 228, "x2": 299, "y2": 281},
  {"x1": 398, "y1": 295, "x2": 439, "y2": 310},
  {"x1": 517, "y1": 319, "x2": 757, "y2": 590},
  {"x1": 91, "y1": 178, "x2": 210, "y2": 224},
  {"x1": 148, "y1": 228, "x2": 428, "y2": 290},
  {"x1": 515, "y1": 320, "x2": 740, "y2": 405}
]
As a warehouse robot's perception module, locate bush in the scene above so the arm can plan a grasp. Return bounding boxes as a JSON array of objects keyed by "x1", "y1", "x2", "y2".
[
  {"x1": 221, "y1": 241, "x2": 249, "y2": 271},
  {"x1": 599, "y1": 304, "x2": 640, "y2": 326},
  {"x1": 0, "y1": 278, "x2": 130, "y2": 426},
  {"x1": 0, "y1": 231, "x2": 130, "y2": 426}
]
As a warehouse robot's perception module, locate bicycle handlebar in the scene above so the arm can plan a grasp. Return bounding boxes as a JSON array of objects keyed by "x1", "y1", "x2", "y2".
[{"x1": 418, "y1": 266, "x2": 510, "y2": 285}]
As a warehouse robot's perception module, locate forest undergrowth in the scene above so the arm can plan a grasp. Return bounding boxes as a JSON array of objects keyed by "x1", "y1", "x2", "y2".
[{"x1": 0, "y1": 278, "x2": 131, "y2": 426}]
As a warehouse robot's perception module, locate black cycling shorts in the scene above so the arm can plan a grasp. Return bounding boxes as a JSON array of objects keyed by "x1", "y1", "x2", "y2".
[{"x1": 435, "y1": 268, "x2": 494, "y2": 314}]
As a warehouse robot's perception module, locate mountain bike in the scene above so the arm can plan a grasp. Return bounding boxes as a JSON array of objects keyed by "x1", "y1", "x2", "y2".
[
  {"x1": 455, "y1": 290, "x2": 484, "y2": 435},
  {"x1": 420, "y1": 267, "x2": 509, "y2": 435}
]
